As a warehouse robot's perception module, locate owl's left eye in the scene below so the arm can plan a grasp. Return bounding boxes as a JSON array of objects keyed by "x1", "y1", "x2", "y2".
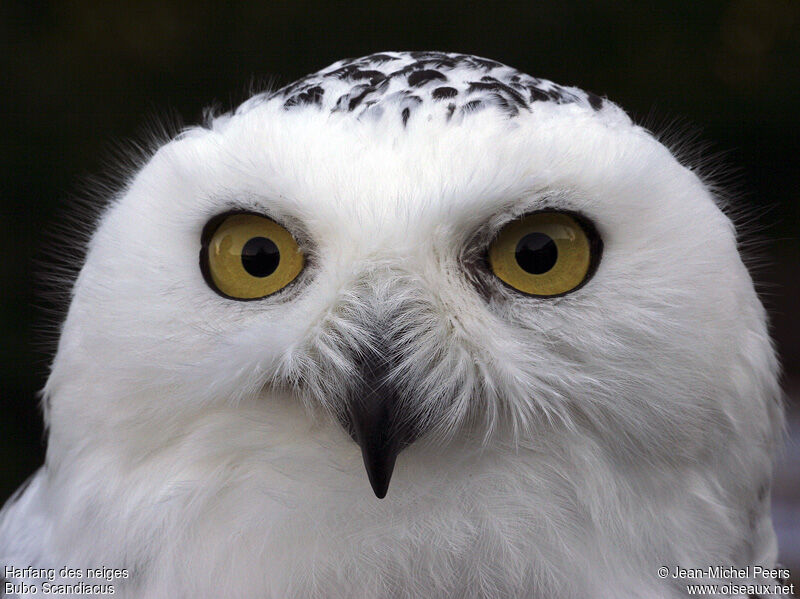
[
  {"x1": 487, "y1": 211, "x2": 602, "y2": 297},
  {"x1": 200, "y1": 213, "x2": 304, "y2": 300}
]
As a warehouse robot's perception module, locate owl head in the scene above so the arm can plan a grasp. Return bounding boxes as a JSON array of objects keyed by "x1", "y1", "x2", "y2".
[{"x1": 44, "y1": 52, "x2": 781, "y2": 511}]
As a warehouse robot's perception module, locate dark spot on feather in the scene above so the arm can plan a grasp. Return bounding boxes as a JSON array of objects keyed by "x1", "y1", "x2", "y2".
[
  {"x1": 446, "y1": 103, "x2": 456, "y2": 120},
  {"x1": 489, "y1": 93, "x2": 519, "y2": 117},
  {"x1": 364, "y1": 53, "x2": 395, "y2": 63},
  {"x1": 329, "y1": 65, "x2": 386, "y2": 86},
  {"x1": 333, "y1": 84, "x2": 370, "y2": 111},
  {"x1": 410, "y1": 50, "x2": 444, "y2": 60},
  {"x1": 283, "y1": 85, "x2": 324, "y2": 108},
  {"x1": 427, "y1": 56, "x2": 457, "y2": 69},
  {"x1": 432, "y1": 86, "x2": 458, "y2": 100},
  {"x1": 469, "y1": 56, "x2": 503, "y2": 70},
  {"x1": 352, "y1": 70, "x2": 387, "y2": 84},
  {"x1": 347, "y1": 86, "x2": 373, "y2": 111},
  {"x1": 467, "y1": 80, "x2": 528, "y2": 109},
  {"x1": 462, "y1": 99, "x2": 484, "y2": 113},
  {"x1": 407, "y1": 69, "x2": 447, "y2": 87},
  {"x1": 526, "y1": 85, "x2": 552, "y2": 102},
  {"x1": 586, "y1": 91, "x2": 603, "y2": 111},
  {"x1": 401, "y1": 107, "x2": 410, "y2": 125},
  {"x1": 544, "y1": 85, "x2": 579, "y2": 104}
]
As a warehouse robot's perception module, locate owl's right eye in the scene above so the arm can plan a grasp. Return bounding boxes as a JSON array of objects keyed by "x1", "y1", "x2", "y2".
[
  {"x1": 487, "y1": 211, "x2": 602, "y2": 297},
  {"x1": 200, "y1": 213, "x2": 304, "y2": 300}
]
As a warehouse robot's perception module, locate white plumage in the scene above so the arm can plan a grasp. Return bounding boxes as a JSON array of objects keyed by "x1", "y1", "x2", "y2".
[{"x1": 0, "y1": 52, "x2": 785, "y2": 598}]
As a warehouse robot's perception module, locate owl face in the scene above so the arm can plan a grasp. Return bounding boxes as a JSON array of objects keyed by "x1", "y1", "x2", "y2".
[{"x1": 46, "y1": 53, "x2": 779, "y2": 500}]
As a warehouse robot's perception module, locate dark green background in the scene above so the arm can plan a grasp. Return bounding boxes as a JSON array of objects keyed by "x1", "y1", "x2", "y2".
[{"x1": 1, "y1": 1, "x2": 798, "y2": 505}]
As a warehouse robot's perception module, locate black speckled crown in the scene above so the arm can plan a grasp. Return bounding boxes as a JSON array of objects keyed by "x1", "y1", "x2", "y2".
[{"x1": 237, "y1": 51, "x2": 608, "y2": 125}]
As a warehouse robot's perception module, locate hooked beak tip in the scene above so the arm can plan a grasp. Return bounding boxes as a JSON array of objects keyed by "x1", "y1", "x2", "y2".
[{"x1": 360, "y1": 445, "x2": 398, "y2": 499}]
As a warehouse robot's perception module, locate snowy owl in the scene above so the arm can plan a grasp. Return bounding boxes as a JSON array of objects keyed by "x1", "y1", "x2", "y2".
[{"x1": 0, "y1": 52, "x2": 787, "y2": 598}]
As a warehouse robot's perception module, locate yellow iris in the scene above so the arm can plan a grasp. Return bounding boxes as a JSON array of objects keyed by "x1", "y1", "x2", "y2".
[
  {"x1": 203, "y1": 213, "x2": 304, "y2": 300},
  {"x1": 488, "y1": 212, "x2": 594, "y2": 297}
]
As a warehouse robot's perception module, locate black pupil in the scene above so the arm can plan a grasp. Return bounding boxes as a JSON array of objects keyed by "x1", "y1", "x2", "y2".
[
  {"x1": 241, "y1": 237, "x2": 280, "y2": 277},
  {"x1": 515, "y1": 232, "x2": 558, "y2": 274}
]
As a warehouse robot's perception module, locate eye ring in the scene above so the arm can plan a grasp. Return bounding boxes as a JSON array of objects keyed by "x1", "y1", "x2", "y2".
[
  {"x1": 200, "y1": 211, "x2": 305, "y2": 301},
  {"x1": 487, "y1": 211, "x2": 602, "y2": 298}
]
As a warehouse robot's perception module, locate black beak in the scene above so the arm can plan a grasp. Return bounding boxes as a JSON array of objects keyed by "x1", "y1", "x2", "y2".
[{"x1": 343, "y1": 354, "x2": 417, "y2": 498}]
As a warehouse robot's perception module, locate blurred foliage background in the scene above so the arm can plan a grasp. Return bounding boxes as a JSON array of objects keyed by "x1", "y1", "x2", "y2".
[{"x1": 1, "y1": 0, "x2": 798, "y2": 568}]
